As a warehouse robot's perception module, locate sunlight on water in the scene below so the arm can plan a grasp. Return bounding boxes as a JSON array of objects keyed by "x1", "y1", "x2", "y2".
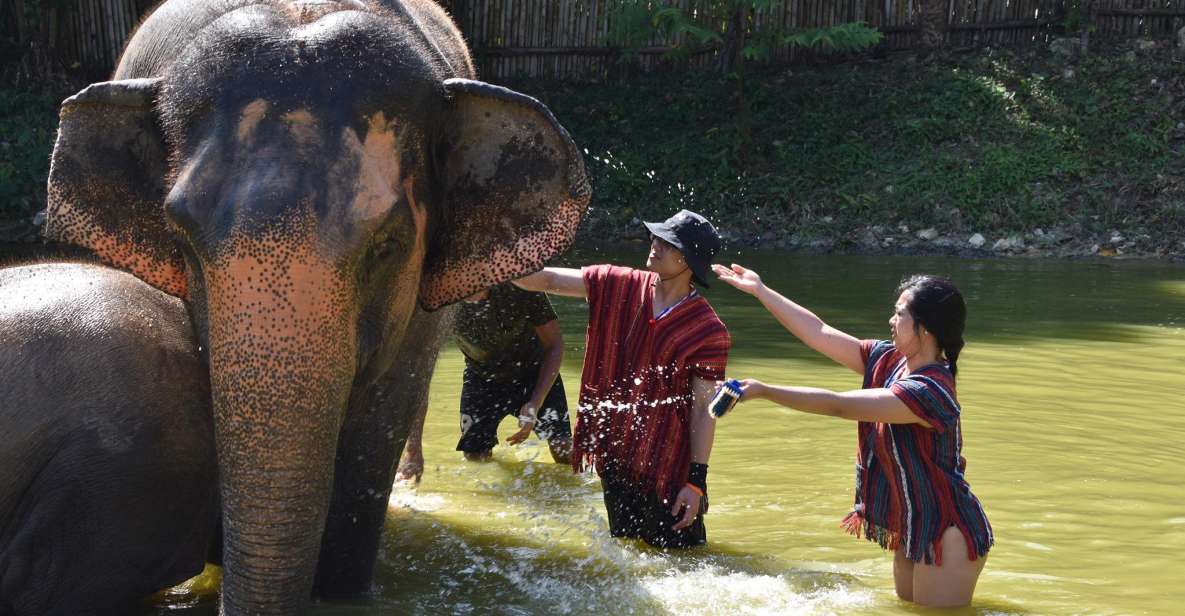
[
  {"x1": 388, "y1": 488, "x2": 446, "y2": 513},
  {"x1": 146, "y1": 254, "x2": 1185, "y2": 615},
  {"x1": 1157, "y1": 279, "x2": 1185, "y2": 302}
]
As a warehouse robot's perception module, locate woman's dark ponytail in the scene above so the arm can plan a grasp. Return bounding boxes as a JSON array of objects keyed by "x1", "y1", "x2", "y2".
[
  {"x1": 942, "y1": 336, "x2": 964, "y2": 378},
  {"x1": 896, "y1": 275, "x2": 966, "y2": 377}
]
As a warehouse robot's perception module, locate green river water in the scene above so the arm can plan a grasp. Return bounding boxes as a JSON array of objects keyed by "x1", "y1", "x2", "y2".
[{"x1": 152, "y1": 253, "x2": 1185, "y2": 615}]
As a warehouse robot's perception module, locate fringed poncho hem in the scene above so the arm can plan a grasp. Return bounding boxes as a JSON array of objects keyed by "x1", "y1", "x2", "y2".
[{"x1": 841, "y1": 511, "x2": 993, "y2": 565}]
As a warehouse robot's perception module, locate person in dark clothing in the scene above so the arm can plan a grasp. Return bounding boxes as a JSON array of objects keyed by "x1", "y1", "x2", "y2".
[
  {"x1": 452, "y1": 283, "x2": 572, "y2": 461},
  {"x1": 396, "y1": 283, "x2": 571, "y2": 480}
]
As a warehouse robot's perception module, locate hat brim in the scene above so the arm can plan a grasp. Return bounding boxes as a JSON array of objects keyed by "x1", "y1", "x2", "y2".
[
  {"x1": 643, "y1": 221, "x2": 683, "y2": 251},
  {"x1": 643, "y1": 220, "x2": 711, "y2": 288}
]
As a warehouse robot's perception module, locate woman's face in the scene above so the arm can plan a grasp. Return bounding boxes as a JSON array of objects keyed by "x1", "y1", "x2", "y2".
[{"x1": 890, "y1": 291, "x2": 922, "y2": 354}]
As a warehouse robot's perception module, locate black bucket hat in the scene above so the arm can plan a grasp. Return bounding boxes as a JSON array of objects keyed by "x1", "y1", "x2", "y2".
[{"x1": 643, "y1": 209, "x2": 722, "y2": 287}]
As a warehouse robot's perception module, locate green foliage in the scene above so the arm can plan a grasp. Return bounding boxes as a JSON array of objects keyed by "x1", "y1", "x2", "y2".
[
  {"x1": 605, "y1": 2, "x2": 660, "y2": 62},
  {"x1": 608, "y1": 2, "x2": 882, "y2": 166},
  {"x1": 0, "y1": 86, "x2": 64, "y2": 231},
  {"x1": 609, "y1": 1, "x2": 882, "y2": 66},
  {"x1": 1061, "y1": 0, "x2": 1097, "y2": 35},
  {"x1": 510, "y1": 44, "x2": 1182, "y2": 239},
  {"x1": 647, "y1": 7, "x2": 722, "y2": 61},
  {"x1": 2, "y1": 42, "x2": 1180, "y2": 245},
  {"x1": 782, "y1": 23, "x2": 885, "y2": 53}
]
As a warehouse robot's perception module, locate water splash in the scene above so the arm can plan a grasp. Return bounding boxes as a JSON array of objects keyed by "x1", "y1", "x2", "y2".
[
  {"x1": 640, "y1": 566, "x2": 874, "y2": 615},
  {"x1": 377, "y1": 451, "x2": 874, "y2": 615}
]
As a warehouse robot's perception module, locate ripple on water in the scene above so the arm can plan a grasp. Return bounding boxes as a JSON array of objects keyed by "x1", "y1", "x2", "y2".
[{"x1": 639, "y1": 565, "x2": 875, "y2": 616}]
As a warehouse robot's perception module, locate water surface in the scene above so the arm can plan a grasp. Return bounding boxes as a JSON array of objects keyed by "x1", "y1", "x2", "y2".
[{"x1": 153, "y1": 253, "x2": 1185, "y2": 615}]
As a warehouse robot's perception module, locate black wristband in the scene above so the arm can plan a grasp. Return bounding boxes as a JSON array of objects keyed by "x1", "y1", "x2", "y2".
[{"x1": 687, "y1": 462, "x2": 708, "y2": 492}]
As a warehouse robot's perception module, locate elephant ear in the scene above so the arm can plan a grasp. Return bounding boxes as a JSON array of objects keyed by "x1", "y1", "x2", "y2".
[
  {"x1": 420, "y1": 78, "x2": 590, "y2": 310},
  {"x1": 46, "y1": 78, "x2": 187, "y2": 298}
]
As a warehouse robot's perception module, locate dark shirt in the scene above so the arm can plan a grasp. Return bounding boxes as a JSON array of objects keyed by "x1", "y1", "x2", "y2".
[{"x1": 455, "y1": 283, "x2": 558, "y2": 382}]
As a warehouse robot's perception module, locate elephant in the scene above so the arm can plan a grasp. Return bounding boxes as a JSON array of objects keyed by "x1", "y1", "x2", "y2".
[
  {"x1": 42, "y1": 0, "x2": 590, "y2": 613},
  {"x1": 0, "y1": 262, "x2": 218, "y2": 615}
]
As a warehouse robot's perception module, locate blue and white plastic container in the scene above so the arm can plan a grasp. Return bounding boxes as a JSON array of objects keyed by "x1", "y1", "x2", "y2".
[{"x1": 709, "y1": 379, "x2": 743, "y2": 418}]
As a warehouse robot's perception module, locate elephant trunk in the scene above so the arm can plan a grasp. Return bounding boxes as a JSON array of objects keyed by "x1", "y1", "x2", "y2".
[{"x1": 204, "y1": 247, "x2": 357, "y2": 614}]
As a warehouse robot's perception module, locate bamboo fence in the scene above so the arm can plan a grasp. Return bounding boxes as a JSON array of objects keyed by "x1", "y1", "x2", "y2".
[
  {"x1": 6, "y1": 0, "x2": 1185, "y2": 81},
  {"x1": 5, "y1": 0, "x2": 156, "y2": 78},
  {"x1": 443, "y1": 0, "x2": 1185, "y2": 80},
  {"x1": 1092, "y1": 0, "x2": 1185, "y2": 37}
]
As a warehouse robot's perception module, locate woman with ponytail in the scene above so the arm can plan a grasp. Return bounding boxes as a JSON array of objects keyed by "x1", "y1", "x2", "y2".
[{"x1": 713, "y1": 265, "x2": 992, "y2": 607}]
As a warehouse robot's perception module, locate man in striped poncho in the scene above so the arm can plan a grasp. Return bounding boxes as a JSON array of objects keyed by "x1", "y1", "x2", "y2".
[{"x1": 514, "y1": 210, "x2": 730, "y2": 548}]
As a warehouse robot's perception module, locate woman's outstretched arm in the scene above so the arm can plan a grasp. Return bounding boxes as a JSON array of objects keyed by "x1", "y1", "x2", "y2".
[
  {"x1": 739, "y1": 380, "x2": 925, "y2": 425},
  {"x1": 713, "y1": 264, "x2": 864, "y2": 374}
]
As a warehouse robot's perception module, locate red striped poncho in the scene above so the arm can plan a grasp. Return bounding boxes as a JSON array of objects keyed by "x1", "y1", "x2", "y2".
[
  {"x1": 573, "y1": 265, "x2": 730, "y2": 498},
  {"x1": 842, "y1": 339, "x2": 994, "y2": 564}
]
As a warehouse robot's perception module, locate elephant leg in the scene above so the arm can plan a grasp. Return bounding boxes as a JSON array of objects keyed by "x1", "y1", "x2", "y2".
[{"x1": 313, "y1": 305, "x2": 455, "y2": 597}]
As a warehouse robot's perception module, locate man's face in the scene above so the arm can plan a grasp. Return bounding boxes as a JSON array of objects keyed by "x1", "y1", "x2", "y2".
[{"x1": 646, "y1": 234, "x2": 688, "y2": 278}]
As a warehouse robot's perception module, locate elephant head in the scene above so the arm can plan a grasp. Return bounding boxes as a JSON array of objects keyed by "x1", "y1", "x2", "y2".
[{"x1": 45, "y1": 1, "x2": 589, "y2": 613}]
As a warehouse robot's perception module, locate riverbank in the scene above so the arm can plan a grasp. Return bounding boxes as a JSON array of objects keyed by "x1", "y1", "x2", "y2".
[
  {"x1": 511, "y1": 36, "x2": 1184, "y2": 262},
  {"x1": 586, "y1": 219, "x2": 1185, "y2": 263},
  {"x1": 2, "y1": 36, "x2": 1182, "y2": 261}
]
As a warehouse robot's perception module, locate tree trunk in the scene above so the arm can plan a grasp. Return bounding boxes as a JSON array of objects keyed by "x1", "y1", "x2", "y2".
[
  {"x1": 715, "y1": 4, "x2": 752, "y2": 163},
  {"x1": 718, "y1": 4, "x2": 746, "y2": 75}
]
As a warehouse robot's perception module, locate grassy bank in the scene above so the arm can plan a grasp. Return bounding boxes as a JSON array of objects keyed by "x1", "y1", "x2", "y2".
[
  {"x1": 512, "y1": 37, "x2": 1184, "y2": 259},
  {"x1": 2, "y1": 37, "x2": 1182, "y2": 258}
]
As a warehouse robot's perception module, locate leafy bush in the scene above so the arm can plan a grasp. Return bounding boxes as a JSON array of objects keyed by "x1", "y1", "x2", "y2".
[
  {"x1": 0, "y1": 86, "x2": 64, "y2": 233},
  {"x1": 513, "y1": 42, "x2": 1182, "y2": 240},
  {"x1": 608, "y1": 2, "x2": 882, "y2": 165},
  {"x1": 610, "y1": 1, "x2": 882, "y2": 69}
]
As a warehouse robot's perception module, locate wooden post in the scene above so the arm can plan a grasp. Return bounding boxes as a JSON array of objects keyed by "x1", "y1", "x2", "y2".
[{"x1": 915, "y1": 0, "x2": 949, "y2": 47}]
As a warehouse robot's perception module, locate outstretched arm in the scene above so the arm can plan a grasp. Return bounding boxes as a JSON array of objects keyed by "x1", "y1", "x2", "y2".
[
  {"x1": 513, "y1": 267, "x2": 586, "y2": 298},
  {"x1": 713, "y1": 264, "x2": 864, "y2": 374},
  {"x1": 739, "y1": 380, "x2": 926, "y2": 425}
]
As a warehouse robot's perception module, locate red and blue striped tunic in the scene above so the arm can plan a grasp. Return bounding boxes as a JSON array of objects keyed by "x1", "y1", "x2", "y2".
[
  {"x1": 572, "y1": 265, "x2": 730, "y2": 498},
  {"x1": 841, "y1": 340, "x2": 993, "y2": 564}
]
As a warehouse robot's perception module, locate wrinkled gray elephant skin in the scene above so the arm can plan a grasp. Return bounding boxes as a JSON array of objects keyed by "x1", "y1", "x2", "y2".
[
  {"x1": 41, "y1": 0, "x2": 590, "y2": 613},
  {"x1": 0, "y1": 263, "x2": 218, "y2": 616}
]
